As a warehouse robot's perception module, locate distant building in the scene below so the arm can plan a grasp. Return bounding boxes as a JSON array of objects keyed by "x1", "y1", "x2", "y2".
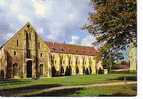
[
  {"x1": 128, "y1": 43, "x2": 137, "y2": 71},
  {"x1": 0, "y1": 23, "x2": 102, "y2": 79}
]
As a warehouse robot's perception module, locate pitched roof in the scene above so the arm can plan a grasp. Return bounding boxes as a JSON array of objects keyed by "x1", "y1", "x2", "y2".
[{"x1": 46, "y1": 42, "x2": 97, "y2": 56}]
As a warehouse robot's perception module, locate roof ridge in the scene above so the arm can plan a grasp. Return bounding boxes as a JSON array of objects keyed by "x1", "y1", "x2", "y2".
[
  {"x1": 45, "y1": 41, "x2": 95, "y2": 48},
  {"x1": 46, "y1": 41, "x2": 97, "y2": 56}
]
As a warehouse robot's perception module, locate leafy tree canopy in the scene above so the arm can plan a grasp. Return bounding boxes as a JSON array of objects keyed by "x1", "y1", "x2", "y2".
[
  {"x1": 84, "y1": 0, "x2": 136, "y2": 67},
  {"x1": 85, "y1": 0, "x2": 136, "y2": 49}
]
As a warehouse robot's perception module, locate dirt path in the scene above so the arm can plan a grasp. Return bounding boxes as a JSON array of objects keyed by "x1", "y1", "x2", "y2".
[{"x1": 21, "y1": 81, "x2": 136, "y2": 96}]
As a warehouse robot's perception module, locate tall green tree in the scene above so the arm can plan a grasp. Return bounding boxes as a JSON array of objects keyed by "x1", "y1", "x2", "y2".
[{"x1": 84, "y1": 0, "x2": 136, "y2": 70}]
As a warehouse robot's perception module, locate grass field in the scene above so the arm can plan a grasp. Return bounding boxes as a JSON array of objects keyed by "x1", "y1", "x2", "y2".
[
  {"x1": 71, "y1": 84, "x2": 137, "y2": 96},
  {"x1": 0, "y1": 73, "x2": 137, "y2": 96}
]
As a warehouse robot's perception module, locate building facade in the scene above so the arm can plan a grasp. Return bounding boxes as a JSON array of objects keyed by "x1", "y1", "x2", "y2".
[
  {"x1": 0, "y1": 23, "x2": 102, "y2": 79},
  {"x1": 128, "y1": 43, "x2": 137, "y2": 71}
]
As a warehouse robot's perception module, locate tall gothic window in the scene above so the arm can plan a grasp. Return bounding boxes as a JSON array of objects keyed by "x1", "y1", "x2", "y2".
[{"x1": 26, "y1": 32, "x2": 28, "y2": 40}]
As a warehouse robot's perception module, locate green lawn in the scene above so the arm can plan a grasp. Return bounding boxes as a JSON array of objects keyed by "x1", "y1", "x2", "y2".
[
  {"x1": 71, "y1": 84, "x2": 137, "y2": 96},
  {"x1": 0, "y1": 73, "x2": 136, "y2": 89},
  {"x1": 0, "y1": 73, "x2": 137, "y2": 96}
]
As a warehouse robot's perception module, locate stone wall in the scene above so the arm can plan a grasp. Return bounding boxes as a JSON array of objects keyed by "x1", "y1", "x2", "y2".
[
  {"x1": 129, "y1": 43, "x2": 137, "y2": 71},
  {"x1": 50, "y1": 52, "x2": 97, "y2": 76},
  {"x1": 0, "y1": 23, "x2": 51, "y2": 79},
  {"x1": 0, "y1": 23, "x2": 100, "y2": 79}
]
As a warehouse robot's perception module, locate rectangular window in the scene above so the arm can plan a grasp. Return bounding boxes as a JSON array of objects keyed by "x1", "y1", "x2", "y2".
[
  {"x1": 17, "y1": 40, "x2": 18, "y2": 46},
  {"x1": 14, "y1": 51, "x2": 16, "y2": 56},
  {"x1": 40, "y1": 53, "x2": 43, "y2": 57}
]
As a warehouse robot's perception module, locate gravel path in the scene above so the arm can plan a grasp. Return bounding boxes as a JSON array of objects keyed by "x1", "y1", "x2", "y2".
[
  {"x1": 20, "y1": 81, "x2": 137, "y2": 96},
  {"x1": 42, "y1": 81, "x2": 137, "y2": 91}
]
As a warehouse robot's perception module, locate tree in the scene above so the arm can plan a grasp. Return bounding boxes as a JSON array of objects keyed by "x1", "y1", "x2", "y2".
[{"x1": 84, "y1": 0, "x2": 136, "y2": 70}]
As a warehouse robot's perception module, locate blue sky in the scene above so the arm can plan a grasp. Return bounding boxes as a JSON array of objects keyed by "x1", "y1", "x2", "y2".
[{"x1": 0, "y1": 0, "x2": 96, "y2": 47}]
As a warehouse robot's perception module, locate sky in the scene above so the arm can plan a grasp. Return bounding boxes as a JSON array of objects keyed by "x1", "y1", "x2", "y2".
[{"x1": 0, "y1": 0, "x2": 96, "y2": 47}]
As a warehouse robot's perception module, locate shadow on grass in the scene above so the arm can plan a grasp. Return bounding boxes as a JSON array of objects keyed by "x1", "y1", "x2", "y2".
[
  {"x1": 99, "y1": 84, "x2": 137, "y2": 97},
  {"x1": 99, "y1": 92, "x2": 137, "y2": 97},
  {"x1": 25, "y1": 88, "x2": 83, "y2": 97},
  {"x1": 0, "y1": 79, "x2": 32, "y2": 86},
  {"x1": 130, "y1": 84, "x2": 137, "y2": 91},
  {"x1": 0, "y1": 84, "x2": 62, "y2": 97},
  {"x1": 109, "y1": 75, "x2": 137, "y2": 81},
  {"x1": 25, "y1": 87, "x2": 137, "y2": 97}
]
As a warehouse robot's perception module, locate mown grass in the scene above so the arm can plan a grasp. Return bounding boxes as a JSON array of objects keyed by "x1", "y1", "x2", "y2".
[
  {"x1": 0, "y1": 73, "x2": 137, "y2": 96},
  {"x1": 71, "y1": 84, "x2": 137, "y2": 96},
  {"x1": 0, "y1": 73, "x2": 136, "y2": 90}
]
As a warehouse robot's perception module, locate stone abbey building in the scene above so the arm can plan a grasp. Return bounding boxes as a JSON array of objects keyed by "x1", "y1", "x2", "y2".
[{"x1": 0, "y1": 23, "x2": 102, "y2": 79}]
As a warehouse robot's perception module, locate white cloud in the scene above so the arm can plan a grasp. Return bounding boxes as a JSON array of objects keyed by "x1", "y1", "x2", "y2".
[
  {"x1": 0, "y1": 0, "x2": 6, "y2": 6},
  {"x1": 33, "y1": 0, "x2": 46, "y2": 17},
  {"x1": 37, "y1": 27, "x2": 44, "y2": 34},
  {"x1": 72, "y1": 36, "x2": 79, "y2": 40},
  {"x1": 0, "y1": 0, "x2": 91, "y2": 46},
  {"x1": 69, "y1": 35, "x2": 80, "y2": 44},
  {"x1": 9, "y1": 3, "x2": 19, "y2": 14},
  {"x1": 80, "y1": 35, "x2": 95, "y2": 46}
]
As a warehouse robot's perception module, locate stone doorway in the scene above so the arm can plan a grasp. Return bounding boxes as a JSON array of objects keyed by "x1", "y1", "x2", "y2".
[
  {"x1": 13, "y1": 63, "x2": 18, "y2": 77},
  {"x1": 27, "y1": 60, "x2": 32, "y2": 78},
  {"x1": 39, "y1": 64, "x2": 43, "y2": 76}
]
